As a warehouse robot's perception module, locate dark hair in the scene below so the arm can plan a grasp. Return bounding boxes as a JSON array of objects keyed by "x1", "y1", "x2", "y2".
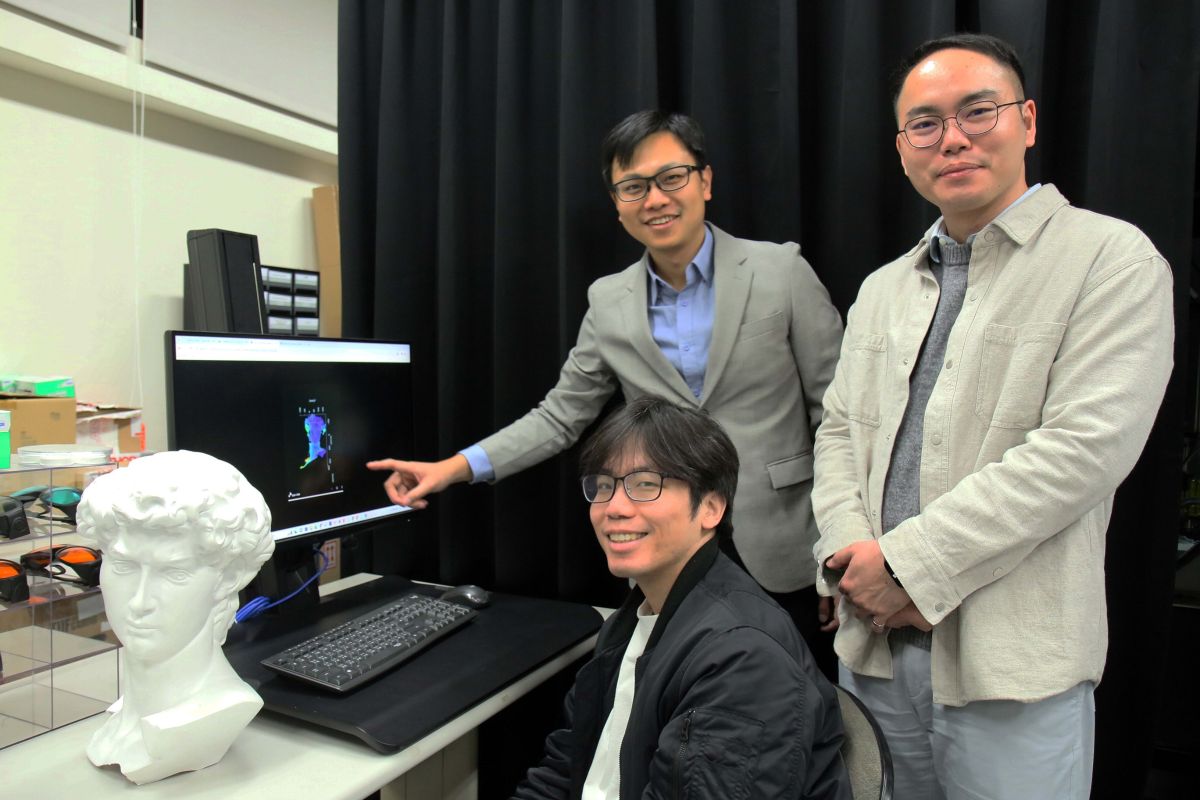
[
  {"x1": 889, "y1": 33, "x2": 1027, "y2": 111},
  {"x1": 579, "y1": 395, "x2": 738, "y2": 541},
  {"x1": 599, "y1": 110, "x2": 708, "y2": 186}
]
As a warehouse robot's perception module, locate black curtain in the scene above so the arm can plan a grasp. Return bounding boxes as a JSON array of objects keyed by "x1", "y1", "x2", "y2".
[{"x1": 339, "y1": 1, "x2": 1200, "y2": 797}]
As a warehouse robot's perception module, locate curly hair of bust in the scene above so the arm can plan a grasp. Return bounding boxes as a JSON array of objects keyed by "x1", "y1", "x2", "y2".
[{"x1": 78, "y1": 451, "x2": 273, "y2": 643}]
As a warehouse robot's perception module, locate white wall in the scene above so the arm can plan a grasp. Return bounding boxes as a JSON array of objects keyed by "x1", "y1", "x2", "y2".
[
  {"x1": 145, "y1": 0, "x2": 338, "y2": 127},
  {"x1": 0, "y1": 60, "x2": 337, "y2": 452}
]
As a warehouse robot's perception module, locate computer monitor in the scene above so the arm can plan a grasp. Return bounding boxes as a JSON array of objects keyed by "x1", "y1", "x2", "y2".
[{"x1": 164, "y1": 330, "x2": 417, "y2": 608}]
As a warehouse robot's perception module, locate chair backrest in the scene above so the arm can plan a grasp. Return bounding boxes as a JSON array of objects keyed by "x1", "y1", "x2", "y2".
[{"x1": 834, "y1": 684, "x2": 894, "y2": 800}]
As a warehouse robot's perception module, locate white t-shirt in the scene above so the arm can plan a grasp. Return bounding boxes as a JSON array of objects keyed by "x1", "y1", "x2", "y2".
[{"x1": 582, "y1": 602, "x2": 659, "y2": 799}]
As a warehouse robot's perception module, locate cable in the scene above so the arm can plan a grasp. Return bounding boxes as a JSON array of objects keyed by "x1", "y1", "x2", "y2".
[{"x1": 235, "y1": 546, "x2": 330, "y2": 623}]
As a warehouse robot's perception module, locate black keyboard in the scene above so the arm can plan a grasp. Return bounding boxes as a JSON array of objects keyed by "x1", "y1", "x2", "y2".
[{"x1": 261, "y1": 593, "x2": 478, "y2": 693}]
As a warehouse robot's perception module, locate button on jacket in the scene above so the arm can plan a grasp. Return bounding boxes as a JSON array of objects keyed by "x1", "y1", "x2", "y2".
[{"x1": 812, "y1": 184, "x2": 1173, "y2": 706}]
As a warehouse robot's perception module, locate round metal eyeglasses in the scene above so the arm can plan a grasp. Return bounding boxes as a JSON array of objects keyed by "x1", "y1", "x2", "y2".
[
  {"x1": 898, "y1": 99, "x2": 1026, "y2": 148},
  {"x1": 581, "y1": 471, "x2": 675, "y2": 503}
]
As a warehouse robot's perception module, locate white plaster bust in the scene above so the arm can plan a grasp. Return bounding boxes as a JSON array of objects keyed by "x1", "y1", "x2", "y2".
[{"x1": 77, "y1": 450, "x2": 274, "y2": 785}]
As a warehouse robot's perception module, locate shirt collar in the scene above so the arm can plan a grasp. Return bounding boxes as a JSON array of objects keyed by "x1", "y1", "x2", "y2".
[
  {"x1": 647, "y1": 224, "x2": 715, "y2": 299},
  {"x1": 928, "y1": 183, "x2": 1042, "y2": 264}
]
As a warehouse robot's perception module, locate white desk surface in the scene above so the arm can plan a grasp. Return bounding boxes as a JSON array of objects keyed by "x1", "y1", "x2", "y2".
[
  {"x1": 1, "y1": 576, "x2": 605, "y2": 800},
  {"x1": 2, "y1": 632, "x2": 594, "y2": 800}
]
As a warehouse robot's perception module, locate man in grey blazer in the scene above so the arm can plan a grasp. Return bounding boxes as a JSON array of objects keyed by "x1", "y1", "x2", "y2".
[{"x1": 368, "y1": 110, "x2": 844, "y2": 666}]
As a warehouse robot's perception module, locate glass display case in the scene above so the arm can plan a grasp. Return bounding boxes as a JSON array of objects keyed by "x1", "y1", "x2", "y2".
[{"x1": 0, "y1": 458, "x2": 120, "y2": 749}]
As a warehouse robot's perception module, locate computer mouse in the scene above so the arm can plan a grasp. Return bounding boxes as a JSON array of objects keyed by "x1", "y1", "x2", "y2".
[{"x1": 439, "y1": 584, "x2": 491, "y2": 609}]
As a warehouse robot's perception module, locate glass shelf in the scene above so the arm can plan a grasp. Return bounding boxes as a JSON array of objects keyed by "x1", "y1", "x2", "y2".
[
  {"x1": 0, "y1": 459, "x2": 119, "y2": 749},
  {"x1": 1, "y1": 454, "x2": 116, "y2": 475}
]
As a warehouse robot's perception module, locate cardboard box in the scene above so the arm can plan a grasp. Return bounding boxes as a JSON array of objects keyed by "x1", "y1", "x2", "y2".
[
  {"x1": 0, "y1": 395, "x2": 76, "y2": 451},
  {"x1": 75, "y1": 406, "x2": 145, "y2": 454},
  {"x1": 312, "y1": 184, "x2": 342, "y2": 338}
]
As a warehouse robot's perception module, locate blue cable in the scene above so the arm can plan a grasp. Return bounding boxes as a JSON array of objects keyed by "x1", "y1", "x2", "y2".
[{"x1": 235, "y1": 546, "x2": 331, "y2": 624}]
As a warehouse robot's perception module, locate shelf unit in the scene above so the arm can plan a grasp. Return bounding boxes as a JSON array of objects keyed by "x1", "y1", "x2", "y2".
[
  {"x1": 262, "y1": 265, "x2": 321, "y2": 336},
  {"x1": 0, "y1": 458, "x2": 120, "y2": 749}
]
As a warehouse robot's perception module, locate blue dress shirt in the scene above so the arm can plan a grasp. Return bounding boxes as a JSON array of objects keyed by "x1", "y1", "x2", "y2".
[{"x1": 647, "y1": 225, "x2": 715, "y2": 399}]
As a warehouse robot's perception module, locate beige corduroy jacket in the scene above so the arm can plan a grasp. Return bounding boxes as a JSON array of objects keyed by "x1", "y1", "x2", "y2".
[{"x1": 812, "y1": 184, "x2": 1173, "y2": 706}]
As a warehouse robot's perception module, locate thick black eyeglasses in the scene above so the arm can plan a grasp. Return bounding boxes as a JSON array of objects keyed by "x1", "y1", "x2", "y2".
[
  {"x1": 610, "y1": 165, "x2": 700, "y2": 202},
  {"x1": 581, "y1": 471, "x2": 674, "y2": 503},
  {"x1": 898, "y1": 99, "x2": 1026, "y2": 148}
]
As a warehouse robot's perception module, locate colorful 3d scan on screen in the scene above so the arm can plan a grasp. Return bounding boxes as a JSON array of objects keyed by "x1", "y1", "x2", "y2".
[{"x1": 302, "y1": 412, "x2": 328, "y2": 468}]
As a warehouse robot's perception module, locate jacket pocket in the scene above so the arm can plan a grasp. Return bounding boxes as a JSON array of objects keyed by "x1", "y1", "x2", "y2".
[
  {"x1": 737, "y1": 311, "x2": 784, "y2": 342},
  {"x1": 673, "y1": 707, "x2": 764, "y2": 800},
  {"x1": 846, "y1": 333, "x2": 887, "y2": 427},
  {"x1": 766, "y1": 451, "x2": 814, "y2": 489},
  {"x1": 974, "y1": 322, "x2": 1067, "y2": 429}
]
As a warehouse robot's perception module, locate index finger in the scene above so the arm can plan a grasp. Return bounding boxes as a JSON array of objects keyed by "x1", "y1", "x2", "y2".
[{"x1": 825, "y1": 547, "x2": 853, "y2": 570}]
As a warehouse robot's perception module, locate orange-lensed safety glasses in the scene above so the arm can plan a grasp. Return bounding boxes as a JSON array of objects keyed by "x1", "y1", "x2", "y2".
[
  {"x1": 20, "y1": 545, "x2": 102, "y2": 587},
  {"x1": 0, "y1": 558, "x2": 30, "y2": 602}
]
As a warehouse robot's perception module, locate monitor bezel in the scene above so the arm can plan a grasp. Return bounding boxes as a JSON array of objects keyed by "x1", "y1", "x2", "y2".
[{"x1": 163, "y1": 329, "x2": 418, "y2": 546}]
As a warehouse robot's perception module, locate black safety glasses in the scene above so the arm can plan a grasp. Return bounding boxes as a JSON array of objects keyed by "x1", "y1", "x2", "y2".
[{"x1": 0, "y1": 496, "x2": 30, "y2": 539}]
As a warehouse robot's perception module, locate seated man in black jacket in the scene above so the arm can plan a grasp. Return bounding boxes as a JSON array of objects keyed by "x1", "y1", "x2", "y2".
[{"x1": 514, "y1": 396, "x2": 850, "y2": 799}]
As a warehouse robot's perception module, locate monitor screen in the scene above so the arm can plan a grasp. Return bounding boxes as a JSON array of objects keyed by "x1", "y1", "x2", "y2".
[{"x1": 165, "y1": 331, "x2": 416, "y2": 544}]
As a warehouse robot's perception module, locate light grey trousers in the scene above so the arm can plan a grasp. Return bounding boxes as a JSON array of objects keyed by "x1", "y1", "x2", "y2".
[{"x1": 840, "y1": 641, "x2": 1095, "y2": 800}]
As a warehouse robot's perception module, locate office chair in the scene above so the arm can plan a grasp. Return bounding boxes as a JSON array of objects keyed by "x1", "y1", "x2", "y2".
[{"x1": 835, "y1": 684, "x2": 894, "y2": 800}]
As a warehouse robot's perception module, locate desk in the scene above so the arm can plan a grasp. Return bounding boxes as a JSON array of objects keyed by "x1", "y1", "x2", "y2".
[{"x1": 1, "y1": 577, "x2": 602, "y2": 799}]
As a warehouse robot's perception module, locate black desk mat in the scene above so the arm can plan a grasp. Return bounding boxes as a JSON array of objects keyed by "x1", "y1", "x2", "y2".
[{"x1": 223, "y1": 576, "x2": 602, "y2": 753}]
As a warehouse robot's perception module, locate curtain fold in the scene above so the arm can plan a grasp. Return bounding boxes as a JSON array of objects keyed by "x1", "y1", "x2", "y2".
[{"x1": 339, "y1": 2, "x2": 1200, "y2": 796}]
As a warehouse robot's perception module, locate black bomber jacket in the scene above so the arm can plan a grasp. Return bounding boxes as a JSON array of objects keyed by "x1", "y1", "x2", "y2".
[{"x1": 513, "y1": 538, "x2": 852, "y2": 799}]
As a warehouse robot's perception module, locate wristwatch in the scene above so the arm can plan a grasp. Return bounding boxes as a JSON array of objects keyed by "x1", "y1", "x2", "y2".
[{"x1": 883, "y1": 558, "x2": 903, "y2": 588}]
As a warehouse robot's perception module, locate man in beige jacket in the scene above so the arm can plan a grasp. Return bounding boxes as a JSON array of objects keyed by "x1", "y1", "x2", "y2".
[{"x1": 812, "y1": 33, "x2": 1173, "y2": 799}]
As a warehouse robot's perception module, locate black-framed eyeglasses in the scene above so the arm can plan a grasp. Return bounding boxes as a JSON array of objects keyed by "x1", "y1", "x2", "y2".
[
  {"x1": 581, "y1": 471, "x2": 675, "y2": 503},
  {"x1": 610, "y1": 165, "x2": 701, "y2": 202},
  {"x1": 898, "y1": 99, "x2": 1026, "y2": 148}
]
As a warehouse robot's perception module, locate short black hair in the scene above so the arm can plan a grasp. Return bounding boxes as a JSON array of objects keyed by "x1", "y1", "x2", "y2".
[
  {"x1": 889, "y1": 33, "x2": 1027, "y2": 112},
  {"x1": 599, "y1": 110, "x2": 708, "y2": 186},
  {"x1": 579, "y1": 395, "x2": 738, "y2": 541}
]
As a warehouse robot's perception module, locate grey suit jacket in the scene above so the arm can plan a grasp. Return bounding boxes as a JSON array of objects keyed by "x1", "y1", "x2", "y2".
[{"x1": 478, "y1": 224, "x2": 843, "y2": 591}]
